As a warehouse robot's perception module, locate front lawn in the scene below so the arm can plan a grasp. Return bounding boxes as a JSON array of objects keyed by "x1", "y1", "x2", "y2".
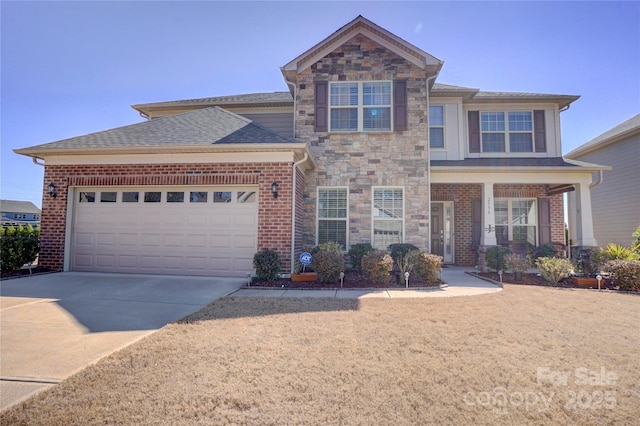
[{"x1": 2, "y1": 285, "x2": 638, "y2": 425}]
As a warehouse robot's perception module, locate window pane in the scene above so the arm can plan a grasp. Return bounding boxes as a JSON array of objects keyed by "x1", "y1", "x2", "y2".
[
  {"x1": 167, "y1": 192, "x2": 184, "y2": 203},
  {"x1": 144, "y1": 192, "x2": 161, "y2": 203},
  {"x1": 481, "y1": 112, "x2": 505, "y2": 132},
  {"x1": 122, "y1": 192, "x2": 139, "y2": 202},
  {"x1": 190, "y1": 191, "x2": 208, "y2": 203},
  {"x1": 363, "y1": 82, "x2": 391, "y2": 106},
  {"x1": 330, "y1": 83, "x2": 358, "y2": 106},
  {"x1": 238, "y1": 191, "x2": 256, "y2": 203},
  {"x1": 496, "y1": 225, "x2": 509, "y2": 244},
  {"x1": 429, "y1": 106, "x2": 444, "y2": 126},
  {"x1": 318, "y1": 220, "x2": 347, "y2": 249},
  {"x1": 494, "y1": 200, "x2": 509, "y2": 225},
  {"x1": 373, "y1": 189, "x2": 403, "y2": 219},
  {"x1": 213, "y1": 191, "x2": 232, "y2": 203},
  {"x1": 509, "y1": 133, "x2": 533, "y2": 152},
  {"x1": 318, "y1": 188, "x2": 347, "y2": 219},
  {"x1": 508, "y1": 112, "x2": 532, "y2": 131},
  {"x1": 482, "y1": 133, "x2": 505, "y2": 152},
  {"x1": 79, "y1": 192, "x2": 95, "y2": 203},
  {"x1": 373, "y1": 220, "x2": 403, "y2": 250},
  {"x1": 430, "y1": 128, "x2": 444, "y2": 148},
  {"x1": 511, "y1": 200, "x2": 536, "y2": 225},
  {"x1": 330, "y1": 108, "x2": 357, "y2": 131},
  {"x1": 100, "y1": 192, "x2": 117, "y2": 203},
  {"x1": 363, "y1": 107, "x2": 391, "y2": 131}
]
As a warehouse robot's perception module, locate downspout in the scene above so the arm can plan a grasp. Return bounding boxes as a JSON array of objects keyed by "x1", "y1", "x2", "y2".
[
  {"x1": 590, "y1": 170, "x2": 604, "y2": 189},
  {"x1": 291, "y1": 153, "x2": 308, "y2": 273},
  {"x1": 425, "y1": 72, "x2": 439, "y2": 253}
]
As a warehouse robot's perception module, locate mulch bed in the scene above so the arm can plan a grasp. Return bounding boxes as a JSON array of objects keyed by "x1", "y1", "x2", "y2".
[
  {"x1": 248, "y1": 270, "x2": 441, "y2": 289},
  {"x1": 0, "y1": 267, "x2": 57, "y2": 280},
  {"x1": 474, "y1": 271, "x2": 618, "y2": 290}
]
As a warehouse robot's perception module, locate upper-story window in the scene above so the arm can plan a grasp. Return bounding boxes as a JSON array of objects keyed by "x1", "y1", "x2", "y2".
[
  {"x1": 469, "y1": 110, "x2": 546, "y2": 154},
  {"x1": 329, "y1": 81, "x2": 392, "y2": 132},
  {"x1": 429, "y1": 105, "x2": 445, "y2": 148},
  {"x1": 481, "y1": 111, "x2": 533, "y2": 153}
]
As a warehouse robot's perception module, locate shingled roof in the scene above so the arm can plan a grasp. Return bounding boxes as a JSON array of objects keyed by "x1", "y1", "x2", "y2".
[
  {"x1": 15, "y1": 107, "x2": 302, "y2": 157},
  {"x1": 565, "y1": 114, "x2": 640, "y2": 158}
]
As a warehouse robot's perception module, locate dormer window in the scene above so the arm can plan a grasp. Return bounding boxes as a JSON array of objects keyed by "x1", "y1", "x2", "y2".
[{"x1": 329, "y1": 81, "x2": 392, "y2": 132}]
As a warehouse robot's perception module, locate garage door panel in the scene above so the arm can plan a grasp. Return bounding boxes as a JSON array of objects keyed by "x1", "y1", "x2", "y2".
[{"x1": 72, "y1": 186, "x2": 258, "y2": 277}]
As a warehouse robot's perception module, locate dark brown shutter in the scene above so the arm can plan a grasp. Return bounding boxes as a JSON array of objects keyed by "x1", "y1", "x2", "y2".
[
  {"x1": 314, "y1": 81, "x2": 328, "y2": 132},
  {"x1": 471, "y1": 198, "x2": 482, "y2": 250},
  {"x1": 534, "y1": 110, "x2": 546, "y2": 152},
  {"x1": 394, "y1": 80, "x2": 407, "y2": 131},
  {"x1": 538, "y1": 198, "x2": 551, "y2": 245},
  {"x1": 468, "y1": 111, "x2": 480, "y2": 153}
]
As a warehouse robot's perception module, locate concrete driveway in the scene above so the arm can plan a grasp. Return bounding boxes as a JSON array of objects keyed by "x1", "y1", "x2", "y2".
[{"x1": 0, "y1": 272, "x2": 243, "y2": 411}]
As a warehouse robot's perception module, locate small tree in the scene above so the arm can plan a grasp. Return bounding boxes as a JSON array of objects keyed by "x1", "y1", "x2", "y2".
[
  {"x1": 1, "y1": 224, "x2": 40, "y2": 272},
  {"x1": 485, "y1": 246, "x2": 511, "y2": 272}
]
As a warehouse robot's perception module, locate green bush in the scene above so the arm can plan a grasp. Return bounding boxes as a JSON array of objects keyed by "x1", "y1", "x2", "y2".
[
  {"x1": 1, "y1": 225, "x2": 40, "y2": 272},
  {"x1": 632, "y1": 226, "x2": 640, "y2": 255},
  {"x1": 387, "y1": 243, "x2": 419, "y2": 270},
  {"x1": 536, "y1": 242, "x2": 558, "y2": 258},
  {"x1": 411, "y1": 252, "x2": 443, "y2": 285},
  {"x1": 485, "y1": 246, "x2": 512, "y2": 272},
  {"x1": 505, "y1": 253, "x2": 531, "y2": 274},
  {"x1": 313, "y1": 251, "x2": 344, "y2": 283},
  {"x1": 348, "y1": 243, "x2": 375, "y2": 272},
  {"x1": 596, "y1": 243, "x2": 640, "y2": 262},
  {"x1": 535, "y1": 256, "x2": 573, "y2": 284},
  {"x1": 253, "y1": 249, "x2": 281, "y2": 282},
  {"x1": 603, "y1": 260, "x2": 640, "y2": 291},
  {"x1": 361, "y1": 251, "x2": 393, "y2": 285}
]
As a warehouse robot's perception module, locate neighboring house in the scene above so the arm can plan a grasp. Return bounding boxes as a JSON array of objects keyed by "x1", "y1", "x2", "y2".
[
  {"x1": 14, "y1": 16, "x2": 606, "y2": 277},
  {"x1": 1, "y1": 200, "x2": 41, "y2": 227},
  {"x1": 566, "y1": 114, "x2": 640, "y2": 247}
]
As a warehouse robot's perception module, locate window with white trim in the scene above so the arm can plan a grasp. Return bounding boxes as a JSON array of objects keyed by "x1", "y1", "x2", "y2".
[
  {"x1": 317, "y1": 187, "x2": 348, "y2": 249},
  {"x1": 372, "y1": 187, "x2": 404, "y2": 250},
  {"x1": 481, "y1": 111, "x2": 533, "y2": 152},
  {"x1": 495, "y1": 199, "x2": 537, "y2": 245},
  {"x1": 429, "y1": 105, "x2": 445, "y2": 148},
  {"x1": 329, "y1": 81, "x2": 392, "y2": 132}
]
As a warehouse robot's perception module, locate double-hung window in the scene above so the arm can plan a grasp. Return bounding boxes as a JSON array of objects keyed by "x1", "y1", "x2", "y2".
[
  {"x1": 329, "y1": 81, "x2": 392, "y2": 132},
  {"x1": 481, "y1": 111, "x2": 533, "y2": 152},
  {"x1": 429, "y1": 105, "x2": 445, "y2": 148},
  {"x1": 317, "y1": 188, "x2": 348, "y2": 249},
  {"x1": 494, "y1": 199, "x2": 537, "y2": 245},
  {"x1": 372, "y1": 187, "x2": 404, "y2": 250}
]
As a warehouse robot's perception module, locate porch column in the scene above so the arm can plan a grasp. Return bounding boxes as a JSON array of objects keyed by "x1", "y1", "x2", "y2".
[
  {"x1": 481, "y1": 182, "x2": 497, "y2": 246},
  {"x1": 574, "y1": 182, "x2": 598, "y2": 247}
]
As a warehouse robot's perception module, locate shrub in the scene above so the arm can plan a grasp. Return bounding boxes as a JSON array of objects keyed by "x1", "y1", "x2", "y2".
[
  {"x1": 387, "y1": 243, "x2": 419, "y2": 271},
  {"x1": 361, "y1": 251, "x2": 393, "y2": 285},
  {"x1": 632, "y1": 226, "x2": 640, "y2": 255},
  {"x1": 485, "y1": 246, "x2": 512, "y2": 272},
  {"x1": 253, "y1": 249, "x2": 281, "y2": 282},
  {"x1": 536, "y1": 242, "x2": 558, "y2": 258},
  {"x1": 535, "y1": 256, "x2": 573, "y2": 284},
  {"x1": 314, "y1": 242, "x2": 343, "y2": 254},
  {"x1": 596, "y1": 243, "x2": 639, "y2": 262},
  {"x1": 505, "y1": 253, "x2": 531, "y2": 274},
  {"x1": 395, "y1": 249, "x2": 421, "y2": 278},
  {"x1": 348, "y1": 243, "x2": 375, "y2": 272},
  {"x1": 575, "y1": 247, "x2": 600, "y2": 276},
  {"x1": 412, "y1": 252, "x2": 443, "y2": 285},
  {"x1": 313, "y1": 251, "x2": 344, "y2": 283},
  {"x1": 603, "y1": 260, "x2": 640, "y2": 291},
  {"x1": 1, "y1": 224, "x2": 40, "y2": 272}
]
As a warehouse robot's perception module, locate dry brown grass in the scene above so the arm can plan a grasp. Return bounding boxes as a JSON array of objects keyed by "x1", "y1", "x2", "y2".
[{"x1": 2, "y1": 285, "x2": 638, "y2": 425}]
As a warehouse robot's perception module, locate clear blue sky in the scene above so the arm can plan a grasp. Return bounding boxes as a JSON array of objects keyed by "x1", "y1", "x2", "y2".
[{"x1": 2, "y1": 1, "x2": 639, "y2": 208}]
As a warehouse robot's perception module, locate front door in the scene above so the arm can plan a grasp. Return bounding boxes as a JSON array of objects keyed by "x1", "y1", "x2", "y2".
[{"x1": 431, "y1": 201, "x2": 454, "y2": 263}]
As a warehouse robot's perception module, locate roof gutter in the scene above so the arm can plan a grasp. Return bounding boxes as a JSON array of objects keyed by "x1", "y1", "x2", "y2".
[{"x1": 31, "y1": 157, "x2": 45, "y2": 167}]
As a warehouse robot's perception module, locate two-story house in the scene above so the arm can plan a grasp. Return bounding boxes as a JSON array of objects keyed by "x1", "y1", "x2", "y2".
[
  {"x1": 1, "y1": 200, "x2": 41, "y2": 227},
  {"x1": 14, "y1": 16, "x2": 605, "y2": 276}
]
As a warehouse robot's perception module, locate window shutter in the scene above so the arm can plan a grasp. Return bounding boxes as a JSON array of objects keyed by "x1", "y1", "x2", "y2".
[
  {"x1": 468, "y1": 111, "x2": 480, "y2": 153},
  {"x1": 471, "y1": 198, "x2": 482, "y2": 250},
  {"x1": 534, "y1": 110, "x2": 546, "y2": 152},
  {"x1": 394, "y1": 80, "x2": 408, "y2": 131},
  {"x1": 538, "y1": 198, "x2": 552, "y2": 244},
  {"x1": 314, "y1": 81, "x2": 328, "y2": 132}
]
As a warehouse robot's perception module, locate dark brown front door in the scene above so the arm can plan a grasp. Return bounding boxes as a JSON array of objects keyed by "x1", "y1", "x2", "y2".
[{"x1": 431, "y1": 203, "x2": 443, "y2": 256}]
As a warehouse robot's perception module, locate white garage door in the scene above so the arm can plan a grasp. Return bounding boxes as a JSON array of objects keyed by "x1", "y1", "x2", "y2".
[{"x1": 71, "y1": 187, "x2": 258, "y2": 277}]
